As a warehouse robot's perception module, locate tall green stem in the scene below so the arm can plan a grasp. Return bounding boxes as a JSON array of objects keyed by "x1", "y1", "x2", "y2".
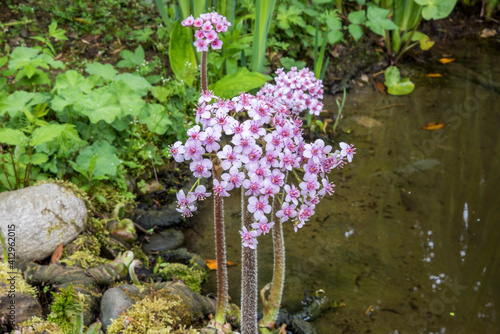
[
  {"x1": 213, "y1": 165, "x2": 228, "y2": 325},
  {"x1": 201, "y1": 51, "x2": 208, "y2": 92},
  {"x1": 241, "y1": 191, "x2": 258, "y2": 334}
]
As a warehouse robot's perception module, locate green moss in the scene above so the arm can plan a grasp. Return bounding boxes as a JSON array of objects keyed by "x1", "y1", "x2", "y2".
[
  {"x1": 160, "y1": 263, "x2": 207, "y2": 294},
  {"x1": 131, "y1": 245, "x2": 149, "y2": 268},
  {"x1": 92, "y1": 183, "x2": 135, "y2": 216},
  {"x1": 105, "y1": 289, "x2": 197, "y2": 334},
  {"x1": 18, "y1": 316, "x2": 64, "y2": 334},
  {"x1": 0, "y1": 262, "x2": 38, "y2": 297},
  {"x1": 60, "y1": 235, "x2": 108, "y2": 269},
  {"x1": 47, "y1": 284, "x2": 86, "y2": 334}
]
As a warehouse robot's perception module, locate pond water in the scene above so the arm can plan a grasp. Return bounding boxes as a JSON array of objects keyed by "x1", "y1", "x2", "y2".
[{"x1": 184, "y1": 40, "x2": 500, "y2": 333}]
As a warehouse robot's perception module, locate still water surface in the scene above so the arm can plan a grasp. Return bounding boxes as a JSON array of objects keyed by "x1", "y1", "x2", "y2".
[{"x1": 185, "y1": 40, "x2": 500, "y2": 333}]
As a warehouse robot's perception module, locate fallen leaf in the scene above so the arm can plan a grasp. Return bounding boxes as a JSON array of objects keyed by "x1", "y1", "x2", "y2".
[
  {"x1": 439, "y1": 58, "x2": 455, "y2": 64},
  {"x1": 75, "y1": 18, "x2": 91, "y2": 24},
  {"x1": 51, "y1": 243, "x2": 64, "y2": 264},
  {"x1": 204, "y1": 259, "x2": 237, "y2": 270},
  {"x1": 426, "y1": 73, "x2": 443, "y2": 78},
  {"x1": 375, "y1": 81, "x2": 386, "y2": 95},
  {"x1": 111, "y1": 46, "x2": 126, "y2": 54},
  {"x1": 480, "y1": 28, "x2": 496, "y2": 38},
  {"x1": 422, "y1": 122, "x2": 444, "y2": 130}
]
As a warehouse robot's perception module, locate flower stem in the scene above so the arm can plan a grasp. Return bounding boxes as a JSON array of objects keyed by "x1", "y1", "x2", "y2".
[
  {"x1": 241, "y1": 191, "x2": 258, "y2": 334},
  {"x1": 260, "y1": 189, "x2": 286, "y2": 330},
  {"x1": 213, "y1": 164, "x2": 228, "y2": 325},
  {"x1": 201, "y1": 51, "x2": 208, "y2": 92}
]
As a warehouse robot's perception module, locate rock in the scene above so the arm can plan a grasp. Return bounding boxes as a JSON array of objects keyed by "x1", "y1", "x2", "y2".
[
  {"x1": 154, "y1": 248, "x2": 208, "y2": 271},
  {"x1": 0, "y1": 183, "x2": 87, "y2": 261},
  {"x1": 142, "y1": 229, "x2": 185, "y2": 253},
  {"x1": 100, "y1": 285, "x2": 141, "y2": 330},
  {"x1": 135, "y1": 205, "x2": 183, "y2": 230}
]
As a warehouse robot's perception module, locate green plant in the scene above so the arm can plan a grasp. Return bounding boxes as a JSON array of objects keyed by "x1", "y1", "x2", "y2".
[
  {"x1": 384, "y1": 65, "x2": 415, "y2": 95},
  {"x1": 31, "y1": 21, "x2": 68, "y2": 57},
  {"x1": 47, "y1": 284, "x2": 85, "y2": 334},
  {"x1": 160, "y1": 262, "x2": 207, "y2": 293},
  {"x1": 153, "y1": 256, "x2": 169, "y2": 274}
]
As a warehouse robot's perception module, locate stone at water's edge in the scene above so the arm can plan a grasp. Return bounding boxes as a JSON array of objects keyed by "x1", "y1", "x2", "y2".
[
  {"x1": 134, "y1": 205, "x2": 183, "y2": 230},
  {"x1": 100, "y1": 285, "x2": 140, "y2": 330},
  {"x1": 142, "y1": 229, "x2": 185, "y2": 253},
  {"x1": 0, "y1": 183, "x2": 87, "y2": 261}
]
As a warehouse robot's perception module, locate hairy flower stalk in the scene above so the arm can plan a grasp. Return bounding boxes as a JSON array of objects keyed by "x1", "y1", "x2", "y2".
[
  {"x1": 241, "y1": 191, "x2": 258, "y2": 334},
  {"x1": 201, "y1": 51, "x2": 208, "y2": 92},
  {"x1": 214, "y1": 165, "x2": 228, "y2": 324}
]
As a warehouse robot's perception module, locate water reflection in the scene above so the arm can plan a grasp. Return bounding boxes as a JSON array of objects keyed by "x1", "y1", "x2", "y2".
[{"x1": 184, "y1": 40, "x2": 500, "y2": 333}]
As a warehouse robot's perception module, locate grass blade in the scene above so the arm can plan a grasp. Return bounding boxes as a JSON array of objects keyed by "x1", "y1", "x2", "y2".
[{"x1": 251, "y1": 0, "x2": 277, "y2": 73}]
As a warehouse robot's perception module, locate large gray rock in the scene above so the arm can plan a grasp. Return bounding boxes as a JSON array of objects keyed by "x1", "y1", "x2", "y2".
[
  {"x1": 100, "y1": 285, "x2": 141, "y2": 330},
  {"x1": 0, "y1": 183, "x2": 87, "y2": 261},
  {"x1": 142, "y1": 229, "x2": 185, "y2": 253}
]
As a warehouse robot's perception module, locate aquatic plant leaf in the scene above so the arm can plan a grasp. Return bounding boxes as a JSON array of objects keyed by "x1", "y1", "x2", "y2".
[
  {"x1": 422, "y1": 121, "x2": 444, "y2": 130},
  {"x1": 384, "y1": 66, "x2": 415, "y2": 95},
  {"x1": 414, "y1": 0, "x2": 457, "y2": 20},
  {"x1": 210, "y1": 67, "x2": 267, "y2": 99},
  {"x1": 404, "y1": 31, "x2": 435, "y2": 50},
  {"x1": 169, "y1": 21, "x2": 197, "y2": 86}
]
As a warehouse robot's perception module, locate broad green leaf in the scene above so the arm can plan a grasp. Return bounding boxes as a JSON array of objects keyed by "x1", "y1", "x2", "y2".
[
  {"x1": 53, "y1": 70, "x2": 95, "y2": 94},
  {"x1": 75, "y1": 88, "x2": 121, "y2": 124},
  {"x1": 69, "y1": 161, "x2": 89, "y2": 179},
  {"x1": 169, "y1": 21, "x2": 197, "y2": 86},
  {"x1": 114, "y1": 73, "x2": 151, "y2": 97},
  {"x1": 327, "y1": 30, "x2": 344, "y2": 44},
  {"x1": 384, "y1": 66, "x2": 415, "y2": 95},
  {"x1": 365, "y1": 4, "x2": 398, "y2": 36},
  {"x1": 48, "y1": 21, "x2": 68, "y2": 41},
  {"x1": 151, "y1": 86, "x2": 171, "y2": 104},
  {"x1": 414, "y1": 0, "x2": 457, "y2": 20},
  {"x1": 348, "y1": 24, "x2": 364, "y2": 41},
  {"x1": 280, "y1": 57, "x2": 306, "y2": 70},
  {"x1": 209, "y1": 67, "x2": 268, "y2": 99},
  {"x1": 8, "y1": 47, "x2": 65, "y2": 71},
  {"x1": 117, "y1": 46, "x2": 145, "y2": 68},
  {"x1": 75, "y1": 140, "x2": 120, "y2": 178},
  {"x1": 108, "y1": 81, "x2": 145, "y2": 117},
  {"x1": 29, "y1": 153, "x2": 49, "y2": 165},
  {"x1": 139, "y1": 103, "x2": 172, "y2": 135},
  {"x1": 348, "y1": 10, "x2": 366, "y2": 25},
  {"x1": 326, "y1": 12, "x2": 342, "y2": 31},
  {"x1": 277, "y1": 5, "x2": 306, "y2": 30},
  {"x1": 404, "y1": 31, "x2": 435, "y2": 50},
  {"x1": 1, "y1": 91, "x2": 49, "y2": 118},
  {"x1": 85, "y1": 62, "x2": 117, "y2": 82},
  {"x1": 0, "y1": 56, "x2": 7, "y2": 68},
  {"x1": 0, "y1": 128, "x2": 28, "y2": 146},
  {"x1": 30, "y1": 124, "x2": 67, "y2": 146},
  {"x1": 51, "y1": 89, "x2": 86, "y2": 112}
]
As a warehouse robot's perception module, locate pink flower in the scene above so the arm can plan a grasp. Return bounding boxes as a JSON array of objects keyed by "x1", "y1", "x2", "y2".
[
  {"x1": 211, "y1": 38, "x2": 223, "y2": 50},
  {"x1": 193, "y1": 18, "x2": 203, "y2": 28},
  {"x1": 204, "y1": 30, "x2": 217, "y2": 42},
  {"x1": 202, "y1": 21, "x2": 213, "y2": 31},
  {"x1": 240, "y1": 226, "x2": 259, "y2": 249},
  {"x1": 276, "y1": 202, "x2": 297, "y2": 222},
  {"x1": 169, "y1": 141, "x2": 185, "y2": 163},
  {"x1": 192, "y1": 185, "x2": 211, "y2": 200},
  {"x1": 221, "y1": 166, "x2": 245, "y2": 190},
  {"x1": 213, "y1": 179, "x2": 230, "y2": 197},
  {"x1": 194, "y1": 38, "x2": 209, "y2": 52},
  {"x1": 339, "y1": 142, "x2": 356, "y2": 163},
  {"x1": 242, "y1": 175, "x2": 262, "y2": 197},
  {"x1": 182, "y1": 15, "x2": 195, "y2": 26},
  {"x1": 247, "y1": 195, "x2": 271, "y2": 220},
  {"x1": 251, "y1": 217, "x2": 275, "y2": 235},
  {"x1": 190, "y1": 159, "x2": 213, "y2": 178}
]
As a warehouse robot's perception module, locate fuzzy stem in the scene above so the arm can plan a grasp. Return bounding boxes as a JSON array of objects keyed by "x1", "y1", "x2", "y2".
[
  {"x1": 201, "y1": 51, "x2": 208, "y2": 92},
  {"x1": 213, "y1": 165, "x2": 228, "y2": 325},
  {"x1": 240, "y1": 190, "x2": 258, "y2": 334},
  {"x1": 260, "y1": 189, "x2": 286, "y2": 330}
]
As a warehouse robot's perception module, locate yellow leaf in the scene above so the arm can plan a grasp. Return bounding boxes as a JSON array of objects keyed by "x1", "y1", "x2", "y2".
[
  {"x1": 439, "y1": 58, "x2": 455, "y2": 64},
  {"x1": 422, "y1": 122, "x2": 444, "y2": 130},
  {"x1": 426, "y1": 73, "x2": 443, "y2": 78},
  {"x1": 204, "y1": 259, "x2": 237, "y2": 270}
]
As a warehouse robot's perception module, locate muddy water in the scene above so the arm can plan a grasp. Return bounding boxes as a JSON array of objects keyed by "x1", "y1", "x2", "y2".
[{"x1": 184, "y1": 40, "x2": 500, "y2": 333}]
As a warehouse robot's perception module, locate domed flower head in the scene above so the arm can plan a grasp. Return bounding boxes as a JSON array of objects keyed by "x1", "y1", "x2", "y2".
[{"x1": 182, "y1": 12, "x2": 231, "y2": 52}]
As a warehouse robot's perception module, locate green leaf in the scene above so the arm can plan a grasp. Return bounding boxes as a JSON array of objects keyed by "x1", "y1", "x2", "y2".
[
  {"x1": 280, "y1": 57, "x2": 306, "y2": 70},
  {"x1": 29, "y1": 153, "x2": 49, "y2": 165},
  {"x1": 404, "y1": 31, "x2": 435, "y2": 50},
  {"x1": 75, "y1": 88, "x2": 121, "y2": 124},
  {"x1": 0, "y1": 128, "x2": 28, "y2": 146},
  {"x1": 85, "y1": 62, "x2": 117, "y2": 82},
  {"x1": 1, "y1": 91, "x2": 48, "y2": 118},
  {"x1": 348, "y1": 24, "x2": 364, "y2": 41},
  {"x1": 277, "y1": 5, "x2": 306, "y2": 30},
  {"x1": 30, "y1": 124, "x2": 67, "y2": 146},
  {"x1": 365, "y1": 4, "x2": 398, "y2": 36},
  {"x1": 117, "y1": 46, "x2": 145, "y2": 68},
  {"x1": 76, "y1": 140, "x2": 120, "y2": 178},
  {"x1": 209, "y1": 67, "x2": 268, "y2": 99},
  {"x1": 169, "y1": 21, "x2": 197, "y2": 86},
  {"x1": 384, "y1": 66, "x2": 415, "y2": 95},
  {"x1": 139, "y1": 103, "x2": 172, "y2": 135},
  {"x1": 312, "y1": 0, "x2": 332, "y2": 3},
  {"x1": 108, "y1": 81, "x2": 145, "y2": 117},
  {"x1": 327, "y1": 30, "x2": 344, "y2": 44},
  {"x1": 114, "y1": 73, "x2": 151, "y2": 97},
  {"x1": 53, "y1": 70, "x2": 95, "y2": 94},
  {"x1": 414, "y1": 0, "x2": 457, "y2": 20},
  {"x1": 326, "y1": 12, "x2": 342, "y2": 31},
  {"x1": 252, "y1": 0, "x2": 277, "y2": 73},
  {"x1": 48, "y1": 21, "x2": 68, "y2": 41},
  {"x1": 348, "y1": 10, "x2": 366, "y2": 25}
]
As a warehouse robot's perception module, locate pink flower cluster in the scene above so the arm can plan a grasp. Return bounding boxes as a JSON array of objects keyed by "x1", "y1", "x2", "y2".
[
  {"x1": 181, "y1": 12, "x2": 231, "y2": 52},
  {"x1": 258, "y1": 67, "x2": 324, "y2": 116},
  {"x1": 170, "y1": 67, "x2": 355, "y2": 248}
]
